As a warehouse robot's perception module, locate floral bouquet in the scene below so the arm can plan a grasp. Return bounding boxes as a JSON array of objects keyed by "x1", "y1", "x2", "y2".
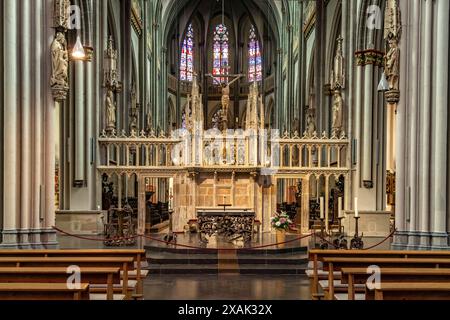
[{"x1": 271, "y1": 211, "x2": 293, "y2": 231}]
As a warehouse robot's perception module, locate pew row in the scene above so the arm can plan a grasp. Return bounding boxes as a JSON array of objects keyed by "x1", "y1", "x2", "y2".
[
  {"x1": 341, "y1": 268, "x2": 450, "y2": 300},
  {"x1": 323, "y1": 257, "x2": 450, "y2": 299},
  {"x1": 0, "y1": 283, "x2": 90, "y2": 300},
  {"x1": 365, "y1": 282, "x2": 450, "y2": 300},
  {"x1": 308, "y1": 249, "x2": 450, "y2": 299},
  {"x1": 0, "y1": 257, "x2": 134, "y2": 297},
  {"x1": 0, "y1": 267, "x2": 120, "y2": 300},
  {"x1": 0, "y1": 249, "x2": 146, "y2": 297}
]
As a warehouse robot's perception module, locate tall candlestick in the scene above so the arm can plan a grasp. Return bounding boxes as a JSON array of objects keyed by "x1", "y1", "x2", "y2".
[
  {"x1": 354, "y1": 197, "x2": 359, "y2": 218},
  {"x1": 320, "y1": 197, "x2": 324, "y2": 219},
  {"x1": 338, "y1": 197, "x2": 343, "y2": 218}
]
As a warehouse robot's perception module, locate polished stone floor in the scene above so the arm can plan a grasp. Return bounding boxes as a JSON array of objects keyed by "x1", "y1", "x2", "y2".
[
  {"x1": 143, "y1": 274, "x2": 311, "y2": 300},
  {"x1": 55, "y1": 233, "x2": 391, "y2": 300}
]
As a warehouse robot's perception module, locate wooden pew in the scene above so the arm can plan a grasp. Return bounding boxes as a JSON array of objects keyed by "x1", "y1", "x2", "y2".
[
  {"x1": 365, "y1": 282, "x2": 450, "y2": 300},
  {"x1": 0, "y1": 249, "x2": 146, "y2": 297},
  {"x1": 323, "y1": 257, "x2": 450, "y2": 299},
  {"x1": 0, "y1": 257, "x2": 134, "y2": 297},
  {"x1": 342, "y1": 268, "x2": 450, "y2": 300},
  {"x1": 308, "y1": 249, "x2": 450, "y2": 299},
  {"x1": 0, "y1": 267, "x2": 120, "y2": 300},
  {"x1": 0, "y1": 283, "x2": 90, "y2": 300}
]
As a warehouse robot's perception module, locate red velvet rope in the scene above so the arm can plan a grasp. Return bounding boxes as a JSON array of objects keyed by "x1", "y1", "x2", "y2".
[
  {"x1": 52, "y1": 226, "x2": 396, "y2": 251},
  {"x1": 52, "y1": 226, "x2": 313, "y2": 251}
]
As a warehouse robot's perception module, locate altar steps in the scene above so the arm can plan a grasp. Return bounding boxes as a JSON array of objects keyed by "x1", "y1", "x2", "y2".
[{"x1": 145, "y1": 252, "x2": 309, "y2": 275}]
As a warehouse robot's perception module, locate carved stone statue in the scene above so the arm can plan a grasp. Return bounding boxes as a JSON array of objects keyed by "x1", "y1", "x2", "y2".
[
  {"x1": 145, "y1": 106, "x2": 153, "y2": 133},
  {"x1": 384, "y1": 0, "x2": 401, "y2": 93},
  {"x1": 385, "y1": 38, "x2": 400, "y2": 91},
  {"x1": 106, "y1": 89, "x2": 116, "y2": 131},
  {"x1": 306, "y1": 111, "x2": 316, "y2": 137},
  {"x1": 331, "y1": 36, "x2": 345, "y2": 90},
  {"x1": 51, "y1": 32, "x2": 68, "y2": 88},
  {"x1": 129, "y1": 84, "x2": 138, "y2": 131},
  {"x1": 53, "y1": 0, "x2": 71, "y2": 29},
  {"x1": 384, "y1": 0, "x2": 402, "y2": 42},
  {"x1": 245, "y1": 81, "x2": 260, "y2": 130},
  {"x1": 332, "y1": 91, "x2": 343, "y2": 136}
]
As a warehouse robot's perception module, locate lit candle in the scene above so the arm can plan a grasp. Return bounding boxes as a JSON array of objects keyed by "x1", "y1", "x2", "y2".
[
  {"x1": 354, "y1": 197, "x2": 359, "y2": 218},
  {"x1": 338, "y1": 197, "x2": 343, "y2": 218},
  {"x1": 320, "y1": 197, "x2": 324, "y2": 219}
]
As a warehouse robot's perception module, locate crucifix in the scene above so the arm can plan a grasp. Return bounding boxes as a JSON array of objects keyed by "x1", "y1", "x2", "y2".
[{"x1": 206, "y1": 73, "x2": 244, "y2": 131}]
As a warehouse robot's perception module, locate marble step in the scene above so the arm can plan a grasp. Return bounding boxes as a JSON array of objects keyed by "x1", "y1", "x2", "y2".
[
  {"x1": 145, "y1": 263, "x2": 309, "y2": 275},
  {"x1": 147, "y1": 252, "x2": 308, "y2": 265},
  {"x1": 144, "y1": 245, "x2": 308, "y2": 255}
]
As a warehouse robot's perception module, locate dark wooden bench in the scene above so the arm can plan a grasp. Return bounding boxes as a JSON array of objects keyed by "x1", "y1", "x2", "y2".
[
  {"x1": 308, "y1": 249, "x2": 450, "y2": 299},
  {"x1": 0, "y1": 249, "x2": 146, "y2": 297},
  {"x1": 365, "y1": 282, "x2": 450, "y2": 300},
  {"x1": 0, "y1": 267, "x2": 120, "y2": 300},
  {"x1": 342, "y1": 267, "x2": 450, "y2": 300},
  {"x1": 0, "y1": 257, "x2": 134, "y2": 297},
  {"x1": 0, "y1": 283, "x2": 90, "y2": 300},
  {"x1": 322, "y1": 257, "x2": 450, "y2": 299}
]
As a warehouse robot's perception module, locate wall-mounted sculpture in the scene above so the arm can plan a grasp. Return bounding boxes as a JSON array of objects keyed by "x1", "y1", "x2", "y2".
[
  {"x1": 304, "y1": 90, "x2": 317, "y2": 138},
  {"x1": 51, "y1": 0, "x2": 70, "y2": 101},
  {"x1": 384, "y1": 0, "x2": 402, "y2": 104},
  {"x1": 130, "y1": 83, "x2": 139, "y2": 133},
  {"x1": 50, "y1": 32, "x2": 69, "y2": 100},
  {"x1": 245, "y1": 81, "x2": 261, "y2": 131},
  {"x1": 103, "y1": 36, "x2": 122, "y2": 134},
  {"x1": 105, "y1": 89, "x2": 117, "y2": 134},
  {"x1": 330, "y1": 36, "x2": 345, "y2": 138}
]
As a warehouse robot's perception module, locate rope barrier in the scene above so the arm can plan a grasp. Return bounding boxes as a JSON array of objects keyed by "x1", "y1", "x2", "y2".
[
  {"x1": 52, "y1": 226, "x2": 396, "y2": 251},
  {"x1": 52, "y1": 226, "x2": 313, "y2": 251},
  {"x1": 362, "y1": 228, "x2": 397, "y2": 251}
]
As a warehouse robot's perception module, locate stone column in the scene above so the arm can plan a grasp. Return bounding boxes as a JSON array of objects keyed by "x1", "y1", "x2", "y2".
[
  {"x1": 32, "y1": 0, "x2": 44, "y2": 247},
  {"x1": 418, "y1": 0, "x2": 433, "y2": 246},
  {"x1": 1, "y1": 0, "x2": 19, "y2": 247},
  {"x1": 406, "y1": 0, "x2": 420, "y2": 247},
  {"x1": 431, "y1": 0, "x2": 449, "y2": 248},
  {"x1": 20, "y1": 0, "x2": 32, "y2": 247},
  {"x1": 74, "y1": 60, "x2": 86, "y2": 185},
  {"x1": 362, "y1": 63, "x2": 373, "y2": 187}
]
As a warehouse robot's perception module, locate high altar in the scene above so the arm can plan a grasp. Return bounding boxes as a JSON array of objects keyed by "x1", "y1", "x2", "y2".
[{"x1": 97, "y1": 74, "x2": 350, "y2": 235}]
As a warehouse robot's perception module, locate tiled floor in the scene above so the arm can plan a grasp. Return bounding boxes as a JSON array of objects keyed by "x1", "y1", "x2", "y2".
[{"x1": 143, "y1": 274, "x2": 311, "y2": 300}]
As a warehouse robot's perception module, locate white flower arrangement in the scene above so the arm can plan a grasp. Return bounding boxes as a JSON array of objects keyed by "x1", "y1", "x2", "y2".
[{"x1": 271, "y1": 211, "x2": 293, "y2": 231}]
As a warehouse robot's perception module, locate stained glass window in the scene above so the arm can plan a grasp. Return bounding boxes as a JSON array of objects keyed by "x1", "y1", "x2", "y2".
[
  {"x1": 248, "y1": 25, "x2": 262, "y2": 83},
  {"x1": 213, "y1": 24, "x2": 229, "y2": 85},
  {"x1": 180, "y1": 24, "x2": 194, "y2": 82}
]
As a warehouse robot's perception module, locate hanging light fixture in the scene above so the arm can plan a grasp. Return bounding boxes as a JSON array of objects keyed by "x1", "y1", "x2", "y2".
[
  {"x1": 378, "y1": 71, "x2": 389, "y2": 92},
  {"x1": 72, "y1": 35, "x2": 86, "y2": 60}
]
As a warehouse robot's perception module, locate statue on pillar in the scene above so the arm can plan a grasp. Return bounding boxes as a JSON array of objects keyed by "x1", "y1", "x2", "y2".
[
  {"x1": 130, "y1": 83, "x2": 139, "y2": 132},
  {"x1": 330, "y1": 36, "x2": 345, "y2": 137},
  {"x1": 385, "y1": 38, "x2": 400, "y2": 91},
  {"x1": 384, "y1": 0, "x2": 402, "y2": 101},
  {"x1": 105, "y1": 89, "x2": 117, "y2": 132},
  {"x1": 53, "y1": 0, "x2": 70, "y2": 30},
  {"x1": 330, "y1": 36, "x2": 345, "y2": 91},
  {"x1": 331, "y1": 91, "x2": 343, "y2": 137},
  {"x1": 305, "y1": 90, "x2": 317, "y2": 138},
  {"x1": 245, "y1": 81, "x2": 260, "y2": 130},
  {"x1": 50, "y1": 32, "x2": 69, "y2": 101}
]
